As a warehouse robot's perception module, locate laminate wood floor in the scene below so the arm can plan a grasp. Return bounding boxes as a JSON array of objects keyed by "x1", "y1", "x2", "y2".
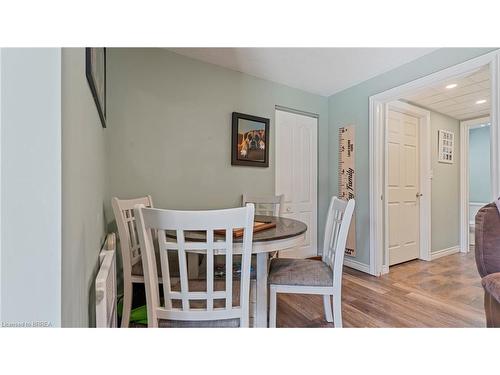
[
  {"x1": 277, "y1": 251, "x2": 486, "y2": 327},
  {"x1": 129, "y1": 251, "x2": 485, "y2": 328}
]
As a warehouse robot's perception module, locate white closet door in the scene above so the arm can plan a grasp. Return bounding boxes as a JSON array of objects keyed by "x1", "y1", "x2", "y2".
[
  {"x1": 275, "y1": 109, "x2": 318, "y2": 258},
  {"x1": 387, "y1": 109, "x2": 420, "y2": 266}
]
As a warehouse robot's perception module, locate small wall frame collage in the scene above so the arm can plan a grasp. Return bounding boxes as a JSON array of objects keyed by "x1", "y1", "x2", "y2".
[{"x1": 438, "y1": 129, "x2": 455, "y2": 164}]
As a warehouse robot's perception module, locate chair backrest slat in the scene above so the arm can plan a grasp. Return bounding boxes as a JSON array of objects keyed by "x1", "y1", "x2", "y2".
[
  {"x1": 322, "y1": 197, "x2": 355, "y2": 287},
  {"x1": 134, "y1": 204, "x2": 255, "y2": 327},
  {"x1": 225, "y1": 228, "x2": 233, "y2": 309},
  {"x1": 242, "y1": 194, "x2": 284, "y2": 217},
  {"x1": 176, "y1": 229, "x2": 190, "y2": 311},
  {"x1": 158, "y1": 230, "x2": 173, "y2": 310},
  {"x1": 206, "y1": 230, "x2": 214, "y2": 311}
]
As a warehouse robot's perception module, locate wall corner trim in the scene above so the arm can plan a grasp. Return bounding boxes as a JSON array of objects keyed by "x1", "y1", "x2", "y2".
[
  {"x1": 344, "y1": 258, "x2": 371, "y2": 274},
  {"x1": 430, "y1": 246, "x2": 461, "y2": 260}
]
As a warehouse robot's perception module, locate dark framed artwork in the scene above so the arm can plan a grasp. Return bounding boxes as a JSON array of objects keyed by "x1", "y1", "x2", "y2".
[
  {"x1": 85, "y1": 47, "x2": 106, "y2": 128},
  {"x1": 231, "y1": 112, "x2": 270, "y2": 167}
]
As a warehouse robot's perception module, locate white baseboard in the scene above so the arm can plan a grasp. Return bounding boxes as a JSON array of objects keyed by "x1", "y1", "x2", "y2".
[
  {"x1": 344, "y1": 258, "x2": 371, "y2": 274},
  {"x1": 430, "y1": 245, "x2": 460, "y2": 260}
]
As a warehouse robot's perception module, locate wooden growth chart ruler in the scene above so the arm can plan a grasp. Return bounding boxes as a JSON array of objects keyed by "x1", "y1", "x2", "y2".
[{"x1": 338, "y1": 125, "x2": 356, "y2": 256}]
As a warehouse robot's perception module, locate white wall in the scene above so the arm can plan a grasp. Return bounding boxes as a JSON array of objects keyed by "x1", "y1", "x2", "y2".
[
  {"x1": 0, "y1": 48, "x2": 61, "y2": 326},
  {"x1": 0, "y1": 48, "x2": 2, "y2": 323},
  {"x1": 429, "y1": 111, "x2": 461, "y2": 252}
]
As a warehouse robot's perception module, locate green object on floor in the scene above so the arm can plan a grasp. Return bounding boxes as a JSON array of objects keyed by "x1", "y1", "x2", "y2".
[
  {"x1": 129, "y1": 305, "x2": 148, "y2": 325},
  {"x1": 117, "y1": 296, "x2": 148, "y2": 325}
]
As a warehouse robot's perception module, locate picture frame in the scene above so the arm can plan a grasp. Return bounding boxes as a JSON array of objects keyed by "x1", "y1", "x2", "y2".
[
  {"x1": 438, "y1": 129, "x2": 454, "y2": 164},
  {"x1": 231, "y1": 112, "x2": 270, "y2": 167},
  {"x1": 85, "y1": 47, "x2": 107, "y2": 128}
]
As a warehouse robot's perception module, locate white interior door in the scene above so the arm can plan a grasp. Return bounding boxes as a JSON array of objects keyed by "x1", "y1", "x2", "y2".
[
  {"x1": 387, "y1": 109, "x2": 420, "y2": 266},
  {"x1": 275, "y1": 109, "x2": 317, "y2": 258}
]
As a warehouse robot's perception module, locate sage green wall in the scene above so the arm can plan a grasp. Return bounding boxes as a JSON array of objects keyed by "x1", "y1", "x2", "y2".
[
  {"x1": 62, "y1": 48, "x2": 108, "y2": 327},
  {"x1": 328, "y1": 48, "x2": 496, "y2": 266},
  {"x1": 106, "y1": 48, "x2": 329, "y2": 245},
  {"x1": 429, "y1": 111, "x2": 460, "y2": 252},
  {"x1": 469, "y1": 125, "x2": 491, "y2": 203}
]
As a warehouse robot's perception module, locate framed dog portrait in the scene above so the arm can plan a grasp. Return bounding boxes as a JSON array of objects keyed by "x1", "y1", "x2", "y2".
[
  {"x1": 231, "y1": 112, "x2": 270, "y2": 167},
  {"x1": 86, "y1": 47, "x2": 106, "y2": 128}
]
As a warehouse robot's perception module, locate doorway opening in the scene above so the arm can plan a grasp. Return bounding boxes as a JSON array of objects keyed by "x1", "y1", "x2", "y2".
[
  {"x1": 461, "y1": 117, "x2": 492, "y2": 251},
  {"x1": 370, "y1": 51, "x2": 499, "y2": 276}
]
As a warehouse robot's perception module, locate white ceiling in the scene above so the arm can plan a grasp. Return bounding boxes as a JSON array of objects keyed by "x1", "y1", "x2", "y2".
[
  {"x1": 403, "y1": 66, "x2": 491, "y2": 120},
  {"x1": 168, "y1": 48, "x2": 436, "y2": 96}
]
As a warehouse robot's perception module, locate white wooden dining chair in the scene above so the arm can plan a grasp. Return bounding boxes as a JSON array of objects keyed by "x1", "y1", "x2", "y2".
[
  {"x1": 134, "y1": 204, "x2": 255, "y2": 328},
  {"x1": 268, "y1": 196, "x2": 355, "y2": 328},
  {"x1": 112, "y1": 196, "x2": 162, "y2": 328},
  {"x1": 242, "y1": 193, "x2": 285, "y2": 217},
  {"x1": 242, "y1": 193, "x2": 284, "y2": 262}
]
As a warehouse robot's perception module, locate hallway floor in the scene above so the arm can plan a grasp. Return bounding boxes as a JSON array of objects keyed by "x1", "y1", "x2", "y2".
[{"x1": 277, "y1": 251, "x2": 485, "y2": 327}]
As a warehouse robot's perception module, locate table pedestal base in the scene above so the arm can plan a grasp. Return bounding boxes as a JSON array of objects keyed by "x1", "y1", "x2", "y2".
[{"x1": 254, "y1": 252, "x2": 269, "y2": 328}]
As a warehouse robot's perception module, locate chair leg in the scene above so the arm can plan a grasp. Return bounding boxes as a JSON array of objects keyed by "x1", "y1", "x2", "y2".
[
  {"x1": 269, "y1": 286, "x2": 277, "y2": 328},
  {"x1": 323, "y1": 295, "x2": 333, "y2": 323},
  {"x1": 121, "y1": 281, "x2": 133, "y2": 328},
  {"x1": 333, "y1": 293, "x2": 342, "y2": 328},
  {"x1": 149, "y1": 317, "x2": 159, "y2": 328}
]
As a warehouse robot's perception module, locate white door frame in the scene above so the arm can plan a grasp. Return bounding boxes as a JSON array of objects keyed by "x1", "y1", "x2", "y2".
[
  {"x1": 459, "y1": 116, "x2": 493, "y2": 253},
  {"x1": 274, "y1": 106, "x2": 319, "y2": 256},
  {"x1": 0, "y1": 48, "x2": 2, "y2": 322},
  {"x1": 385, "y1": 101, "x2": 431, "y2": 270},
  {"x1": 369, "y1": 50, "x2": 500, "y2": 276}
]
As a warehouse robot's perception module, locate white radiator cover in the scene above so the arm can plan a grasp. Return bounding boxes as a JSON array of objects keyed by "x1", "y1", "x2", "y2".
[{"x1": 95, "y1": 234, "x2": 117, "y2": 328}]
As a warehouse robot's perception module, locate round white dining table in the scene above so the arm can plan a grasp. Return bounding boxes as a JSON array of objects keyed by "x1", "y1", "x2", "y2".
[{"x1": 174, "y1": 215, "x2": 307, "y2": 327}]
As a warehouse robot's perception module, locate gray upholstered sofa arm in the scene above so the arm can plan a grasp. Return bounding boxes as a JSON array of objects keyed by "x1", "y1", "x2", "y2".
[
  {"x1": 482, "y1": 273, "x2": 500, "y2": 304},
  {"x1": 475, "y1": 203, "x2": 500, "y2": 277}
]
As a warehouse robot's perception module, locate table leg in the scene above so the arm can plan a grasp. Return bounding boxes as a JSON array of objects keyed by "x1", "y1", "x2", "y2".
[{"x1": 255, "y1": 252, "x2": 269, "y2": 328}]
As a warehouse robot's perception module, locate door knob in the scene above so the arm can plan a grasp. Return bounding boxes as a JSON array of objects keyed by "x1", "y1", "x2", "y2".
[
  {"x1": 416, "y1": 193, "x2": 423, "y2": 198},
  {"x1": 286, "y1": 207, "x2": 292, "y2": 212}
]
